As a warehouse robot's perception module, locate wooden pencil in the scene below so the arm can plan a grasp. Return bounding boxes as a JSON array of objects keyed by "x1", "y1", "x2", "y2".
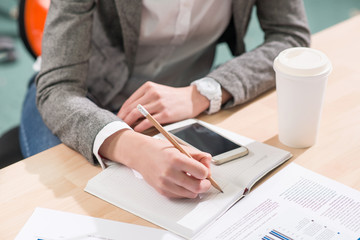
[{"x1": 137, "y1": 104, "x2": 223, "y2": 193}]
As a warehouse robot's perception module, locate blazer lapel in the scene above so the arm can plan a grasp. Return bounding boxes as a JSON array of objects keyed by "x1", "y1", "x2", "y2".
[{"x1": 114, "y1": 0, "x2": 142, "y2": 74}]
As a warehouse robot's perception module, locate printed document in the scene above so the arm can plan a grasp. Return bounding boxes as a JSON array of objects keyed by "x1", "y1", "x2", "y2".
[{"x1": 195, "y1": 163, "x2": 360, "y2": 240}]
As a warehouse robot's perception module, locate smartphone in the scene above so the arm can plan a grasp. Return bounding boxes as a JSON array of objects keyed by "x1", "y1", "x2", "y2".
[{"x1": 168, "y1": 121, "x2": 248, "y2": 165}]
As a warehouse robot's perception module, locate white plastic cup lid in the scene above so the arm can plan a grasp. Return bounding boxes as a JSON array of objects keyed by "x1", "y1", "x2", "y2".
[{"x1": 273, "y1": 47, "x2": 332, "y2": 77}]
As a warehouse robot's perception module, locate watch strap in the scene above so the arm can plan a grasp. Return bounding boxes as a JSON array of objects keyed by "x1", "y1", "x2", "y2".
[{"x1": 191, "y1": 78, "x2": 222, "y2": 114}]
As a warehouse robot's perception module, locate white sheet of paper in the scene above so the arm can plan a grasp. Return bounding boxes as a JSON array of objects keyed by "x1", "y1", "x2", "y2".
[
  {"x1": 15, "y1": 208, "x2": 183, "y2": 240},
  {"x1": 195, "y1": 163, "x2": 360, "y2": 240}
]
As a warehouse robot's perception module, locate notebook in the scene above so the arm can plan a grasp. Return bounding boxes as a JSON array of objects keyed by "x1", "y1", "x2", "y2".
[{"x1": 85, "y1": 119, "x2": 292, "y2": 239}]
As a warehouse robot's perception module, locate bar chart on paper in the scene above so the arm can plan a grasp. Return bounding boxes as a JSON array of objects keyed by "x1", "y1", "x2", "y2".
[
  {"x1": 257, "y1": 211, "x2": 354, "y2": 240},
  {"x1": 262, "y1": 229, "x2": 294, "y2": 240}
]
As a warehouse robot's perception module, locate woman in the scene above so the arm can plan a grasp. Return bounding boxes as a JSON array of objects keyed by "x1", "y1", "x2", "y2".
[{"x1": 20, "y1": 0, "x2": 310, "y2": 198}]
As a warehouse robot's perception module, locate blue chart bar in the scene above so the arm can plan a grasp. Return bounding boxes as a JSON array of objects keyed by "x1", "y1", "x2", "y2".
[
  {"x1": 263, "y1": 229, "x2": 293, "y2": 240},
  {"x1": 262, "y1": 236, "x2": 275, "y2": 240}
]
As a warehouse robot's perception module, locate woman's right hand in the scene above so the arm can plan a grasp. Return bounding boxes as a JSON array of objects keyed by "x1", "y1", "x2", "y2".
[{"x1": 99, "y1": 129, "x2": 212, "y2": 198}]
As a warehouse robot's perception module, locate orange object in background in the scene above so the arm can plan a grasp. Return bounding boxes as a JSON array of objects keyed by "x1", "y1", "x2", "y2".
[{"x1": 19, "y1": 0, "x2": 50, "y2": 58}]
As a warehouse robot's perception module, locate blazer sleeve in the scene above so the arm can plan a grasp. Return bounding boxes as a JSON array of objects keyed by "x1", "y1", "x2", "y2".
[
  {"x1": 36, "y1": 0, "x2": 122, "y2": 164},
  {"x1": 208, "y1": 0, "x2": 311, "y2": 108}
]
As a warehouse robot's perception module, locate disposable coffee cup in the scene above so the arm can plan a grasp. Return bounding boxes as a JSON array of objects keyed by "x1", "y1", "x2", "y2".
[{"x1": 273, "y1": 47, "x2": 332, "y2": 148}]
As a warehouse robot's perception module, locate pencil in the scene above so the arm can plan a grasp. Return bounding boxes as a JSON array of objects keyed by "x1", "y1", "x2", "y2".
[{"x1": 137, "y1": 104, "x2": 223, "y2": 193}]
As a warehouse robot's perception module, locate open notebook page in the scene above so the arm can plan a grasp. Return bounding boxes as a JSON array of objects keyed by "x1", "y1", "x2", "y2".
[
  {"x1": 85, "y1": 163, "x2": 244, "y2": 239},
  {"x1": 85, "y1": 120, "x2": 291, "y2": 239}
]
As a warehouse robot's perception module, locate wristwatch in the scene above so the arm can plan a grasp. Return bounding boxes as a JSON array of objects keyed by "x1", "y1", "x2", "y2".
[{"x1": 191, "y1": 78, "x2": 222, "y2": 114}]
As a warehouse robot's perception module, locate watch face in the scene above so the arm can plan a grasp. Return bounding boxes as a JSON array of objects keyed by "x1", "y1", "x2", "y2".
[{"x1": 199, "y1": 79, "x2": 219, "y2": 96}]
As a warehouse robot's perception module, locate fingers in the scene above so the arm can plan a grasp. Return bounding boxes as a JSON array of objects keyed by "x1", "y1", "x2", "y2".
[
  {"x1": 118, "y1": 81, "x2": 161, "y2": 120},
  {"x1": 173, "y1": 152, "x2": 211, "y2": 180},
  {"x1": 120, "y1": 105, "x2": 146, "y2": 129},
  {"x1": 156, "y1": 175, "x2": 210, "y2": 199},
  {"x1": 133, "y1": 118, "x2": 153, "y2": 132},
  {"x1": 124, "y1": 102, "x2": 173, "y2": 132},
  {"x1": 154, "y1": 166, "x2": 211, "y2": 198},
  {"x1": 132, "y1": 111, "x2": 168, "y2": 132},
  {"x1": 118, "y1": 83, "x2": 149, "y2": 119},
  {"x1": 117, "y1": 81, "x2": 198, "y2": 133},
  {"x1": 148, "y1": 147, "x2": 213, "y2": 198},
  {"x1": 185, "y1": 146, "x2": 212, "y2": 170},
  {"x1": 118, "y1": 83, "x2": 167, "y2": 130},
  {"x1": 169, "y1": 170, "x2": 212, "y2": 196},
  {"x1": 121, "y1": 101, "x2": 162, "y2": 130}
]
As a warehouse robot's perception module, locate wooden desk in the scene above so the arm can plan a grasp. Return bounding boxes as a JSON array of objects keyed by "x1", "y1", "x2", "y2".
[{"x1": 1, "y1": 16, "x2": 360, "y2": 239}]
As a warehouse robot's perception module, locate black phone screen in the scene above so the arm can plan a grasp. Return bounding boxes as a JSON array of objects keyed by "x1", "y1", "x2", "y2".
[{"x1": 169, "y1": 122, "x2": 241, "y2": 156}]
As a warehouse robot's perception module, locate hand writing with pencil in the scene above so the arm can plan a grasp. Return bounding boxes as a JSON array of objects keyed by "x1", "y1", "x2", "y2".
[{"x1": 99, "y1": 129, "x2": 212, "y2": 198}]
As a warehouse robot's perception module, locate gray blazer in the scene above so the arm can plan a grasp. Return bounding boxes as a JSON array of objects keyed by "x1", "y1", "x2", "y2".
[{"x1": 36, "y1": 0, "x2": 310, "y2": 163}]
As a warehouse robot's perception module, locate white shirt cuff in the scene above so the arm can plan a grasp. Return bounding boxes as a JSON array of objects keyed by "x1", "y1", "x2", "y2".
[{"x1": 93, "y1": 121, "x2": 132, "y2": 169}]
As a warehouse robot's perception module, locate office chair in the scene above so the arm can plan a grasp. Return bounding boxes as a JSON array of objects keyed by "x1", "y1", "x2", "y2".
[
  {"x1": 0, "y1": 0, "x2": 49, "y2": 168},
  {"x1": 18, "y1": 0, "x2": 49, "y2": 58}
]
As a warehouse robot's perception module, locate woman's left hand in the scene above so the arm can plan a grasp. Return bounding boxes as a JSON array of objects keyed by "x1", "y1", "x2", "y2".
[{"x1": 117, "y1": 81, "x2": 210, "y2": 132}]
